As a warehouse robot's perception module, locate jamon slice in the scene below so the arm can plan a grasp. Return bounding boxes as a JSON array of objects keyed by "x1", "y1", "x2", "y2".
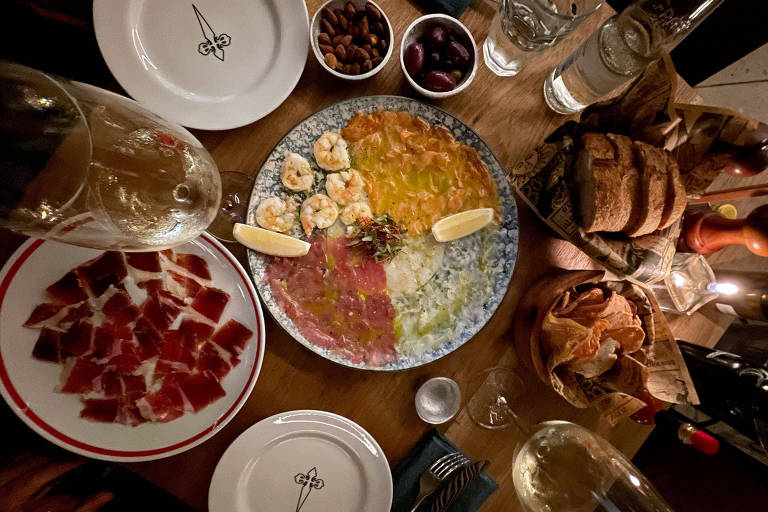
[
  {"x1": 191, "y1": 287, "x2": 229, "y2": 323},
  {"x1": 167, "y1": 270, "x2": 203, "y2": 300},
  {"x1": 92, "y1": 322, "x2": 133, "y2": 360},
  {"x1": 172, "y1": 253, "x2": 211, "y2": 281},
  {"x1": 157, "y1": 331, "x2": 196, "y2": 370},
  {"x1": 101, "y1": 287, "x2": 140, "y2": 326},
  {"x1": 211, "y1": 319, "x2": 252, "y2": 358},
  {"x1": 125, "y1": 252, "x2": 162, "y2": 273},
  {"x1": 106, "y1": 340, "x2": 143, "y2": 375},
  {"x1": 46, "y1": 271, "x2": 88, "y2": 304},
  {"x1": 176, "y1": 373, "x2": 225, "y2": 412},
  {"x1": 24, "y1": 304, "x2": 64, "y2": 328},
  {"x1": 75, "y1": 251, "x2": 127, "y2": 297},
  {"x1": 178, "y1": 317, "x2": 215, "y2": 351},
  {"x1": 60, "y1": 319, "x2": 93, "y2": 358},
  {"x1": 140, "y1": 290, "x2": 185, "y2": 331},
  {"x1": 196, "y1": 342, "x2": 236, "y2": 380},
  {"x1": 33, "y1": 328, "x2": 62, "y2": 362},
  {"x1": 60, "y1": 358, "x2": 104, "y2": 394},
  {"x1": 133, "y1": 317, "x2": 161, "y2": 360},
  {"x1": 136, "y1": 379, "x2": 186, "y2": 422},
  {"x1": 81, "y1": 399, "x2": 119, "y2": 423}
]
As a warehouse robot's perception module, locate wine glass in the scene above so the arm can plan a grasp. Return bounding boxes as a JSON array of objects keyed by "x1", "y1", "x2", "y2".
[
  {"x1": 206, "y1": 170, "x2": 254, "y2": 243},
  {"x1": 0, "y1": 61, "x2": 221, "y2": 251},
  {"x1": 466, "y1": 367, "x2": 527, "y2": 430},
  {"x1": 512, "y1": 421, "x2": 674, "y2": 512}
]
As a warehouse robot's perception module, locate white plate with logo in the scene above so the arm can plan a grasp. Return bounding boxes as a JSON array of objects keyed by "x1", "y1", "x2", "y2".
[
  {"x1": 209, "y1": 410, "x2": 392, "y2": 512},
  {"x1": 93, "y1": 0, "x2": 309, "y2": 130}
]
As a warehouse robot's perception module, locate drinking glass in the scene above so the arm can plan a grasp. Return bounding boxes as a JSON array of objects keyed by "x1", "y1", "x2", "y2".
[
  {"x1": 483, "y1": 0, "x2": 604, "y2": 77},
  {"x1": 0, "y1": 61, "x2": 221, "y2": 251},
  {"x1": 648, "y1": 253, "x2": 718, "y2": 315},
  {"x1": 512, "y1": 421, "x2": 675, "y2": 511},
  {"x1": 467, "y1": 367, "x2": 526, "y2": 429}
]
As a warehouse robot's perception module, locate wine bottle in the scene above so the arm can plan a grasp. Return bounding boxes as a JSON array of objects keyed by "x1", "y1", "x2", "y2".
[
  {"x1": 677, "y1": 340, "x2": 768, "y2": 451},
  {"x1": 709, "y1": 270, "x2": 768, "y2": 322}
]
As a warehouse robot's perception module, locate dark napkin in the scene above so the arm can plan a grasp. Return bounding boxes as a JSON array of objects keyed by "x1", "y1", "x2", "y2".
[
  {"x1": 391, "y1": 430, "x2": 498, "y2": 512},
  {"x1": 416, "y1": 0, "x2": 475, "y2": 18}
]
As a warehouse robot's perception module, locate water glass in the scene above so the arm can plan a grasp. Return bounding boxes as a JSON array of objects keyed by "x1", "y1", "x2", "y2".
[{"x1": 483, "y1": 0, "x2": 604, "y2": 77}]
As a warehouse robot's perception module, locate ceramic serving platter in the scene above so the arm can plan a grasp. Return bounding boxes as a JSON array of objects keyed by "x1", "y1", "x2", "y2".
[
  {"x1": 247, "y1": 96, "x2": 519, "y2": 371},
  {"x1": 0, "y1": 233, "x2": 265, "y2": 461}
]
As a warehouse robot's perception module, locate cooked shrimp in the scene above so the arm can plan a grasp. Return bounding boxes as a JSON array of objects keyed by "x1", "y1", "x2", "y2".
[
  {"x1": 281, "y1": 153, "x2": 314, "y2": 192},
  {"x1": 325, "y1": 169, "x2": 363, "y2": 205},
  {"x1": 313, "y1": 131, "x2": 350, "y2": 171},
  {"x1": 340, "y1": 202, "x2": 373, "y2": 225},
  {"x1": 300, "y1": 194, "x2": 338, "y2": 235},
  {"x1": 255, "y1": 196, "x2": 297, "y2": 233}
]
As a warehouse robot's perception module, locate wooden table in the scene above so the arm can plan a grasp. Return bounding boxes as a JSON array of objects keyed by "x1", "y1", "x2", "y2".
[{"x1": 0, "y1": 1, "x2": 757, "y2": 510}]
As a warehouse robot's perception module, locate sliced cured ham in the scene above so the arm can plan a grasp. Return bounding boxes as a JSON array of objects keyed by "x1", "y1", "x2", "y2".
[
  {"x1": 191, "y1": 287, "x2": 230, "y2": 323},
  {"x1": 75, "y1": 251, "x2": 127, "y2": 297},
  {"x1": 25, "y1": 248, "x2": 250, "y2": 426},
  {"x1": 46, "y1": 271, "x2": 88, "y2": 304}
]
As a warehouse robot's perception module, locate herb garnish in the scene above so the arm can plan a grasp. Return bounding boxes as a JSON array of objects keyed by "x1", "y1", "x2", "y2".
[{"x1": 347, "y1": 214, "x2": 405, "y2": 262}]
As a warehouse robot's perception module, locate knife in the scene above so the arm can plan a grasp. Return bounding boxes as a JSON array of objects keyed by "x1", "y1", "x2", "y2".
[{"x1": 427, "y1": 460, "x2": 489, "y2": 512}]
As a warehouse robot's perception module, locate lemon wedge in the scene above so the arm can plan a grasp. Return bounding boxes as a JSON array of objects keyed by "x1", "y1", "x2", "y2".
[
  {"x1": 432, "y1": 208, "x2": 495, "y2": 242},
  {"x1": 233, "y1": 223, "x2": 310, "y2": 257}
]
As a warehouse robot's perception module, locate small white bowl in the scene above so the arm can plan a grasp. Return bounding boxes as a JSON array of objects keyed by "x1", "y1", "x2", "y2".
[
  {"x1": 400, "y1": 14, "x2": 478, "y2": 99},
  {"x1": 310, "y1": 0, "x2": 394, "y2": 80}
]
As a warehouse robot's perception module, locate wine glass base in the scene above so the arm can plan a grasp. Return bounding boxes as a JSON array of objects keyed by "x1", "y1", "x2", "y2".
[
  {"x1": 207, "y1": 171, "x2": 254, "y2": 243},
  {"x1": 467, "y1": 367, "x2": 525, "y2": 430}
]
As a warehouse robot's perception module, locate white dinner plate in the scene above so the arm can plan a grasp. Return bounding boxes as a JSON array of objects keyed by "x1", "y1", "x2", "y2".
[
  {"x1": 93, "y1": 0, "x2": 309, "y2": 130},
  {"x1": 0, "y1": 233, "x2": 265, "y2": 462},
  {"x1": 209, "y1": 410, "x2": 393, "y2": 512}
]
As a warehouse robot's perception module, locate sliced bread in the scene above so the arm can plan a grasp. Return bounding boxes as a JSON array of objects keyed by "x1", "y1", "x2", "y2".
[
  {"x1": 573, "y1": 133, "x2": 636, "y2": 233},
  {"x1": 624, "y1": 141, "x2": 669, "y2": 237},
  {"x1": 658, "y1": 152, "x2": 687, "y2": 230}
]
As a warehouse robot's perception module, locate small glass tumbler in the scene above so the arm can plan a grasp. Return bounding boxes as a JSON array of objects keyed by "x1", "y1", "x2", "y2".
[
  {"x1": 648, "y1": 253, "x2": 718, "y2": 315},
  {"x1": 415, "y1": 377, "x2": 462, "y2": 424},
  {"x1": 483, "y1": 0, "x2": 604, "y2": 77}
]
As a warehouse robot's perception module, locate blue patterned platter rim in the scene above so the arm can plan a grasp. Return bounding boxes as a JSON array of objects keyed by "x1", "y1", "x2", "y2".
[{"x1": 246, "y1": 95, "x2": 519, "y2": 371}]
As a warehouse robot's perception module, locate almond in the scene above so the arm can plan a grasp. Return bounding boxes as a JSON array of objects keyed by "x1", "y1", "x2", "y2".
[
  {"x1": 350, "y1": 62, "x2": 361, "y2": 75},
  {"x1": 359, "y1": 16, "x2": 369, "y2": 37},
  {"x1": 334, "y1": 8, "x2": 345, "y2": 21},
  {"x1": 371, "y1": 47, "x2": 380, "y2": 58},
  {"x1": 318, "y1": 32, "x2": 331, "y2": 46},
  {"x1": 378, "y1": 38, "x2": 387, "y2": 52},
  {"x1": 367, "y1": 34, "x2": 379, "y2": 47},
  {"x1": 338, "y1": 13, "x2": 348, "y2": 30},
  {"x1": 340, "y1": 34, "x2": 353, "y2": 47},
  {"x1": 371, "y1": 56, "x2": 383, "y2": 67},
  {"x1": 321, "y1": 19, "x2": 335, "y2": 38},
  {"x1": 361, "y1": 43, "x2": 372, "y2": 53},
  {"x1": 335, "y1": 44, "x2": 347, "y2": 63},
  {"x1": 324, "y1": 52, "x2": 339, "y2": 69},
  {"x1": 343, "y1": 63, "x2": 352, "y2": 74},
  {"x1": 344, "y1": 2, "x2": 356, "y2": 18},
  {"x1": 332, "y1": 34, "x2": 345, "y2": 46},
  {"x1": 349, "y1": 25, "x2": 359, "y2": 38},
  {"x1": 362, "y1": 59, "x2": 373, "y2": 73},
  {"x1": 365, "y1": 3, "x2": 382, "y2": 21},
  {"x1": 373, "y1": 21, "x2": 385, "y2": 36},
  {"x1": 319, "y1": 44, "x2": 334, "y2": 55},
  {"x1": 321, "y1": 8, "x2": 338, "y2": 26},
  {"x1": 355, "y1": 47, "x2": 370, "y2": 63}
]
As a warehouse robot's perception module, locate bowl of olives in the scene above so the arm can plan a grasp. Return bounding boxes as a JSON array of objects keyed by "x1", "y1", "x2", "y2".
[{"x1": 400, "y1": 14, "x2": 477, "y2": 98}]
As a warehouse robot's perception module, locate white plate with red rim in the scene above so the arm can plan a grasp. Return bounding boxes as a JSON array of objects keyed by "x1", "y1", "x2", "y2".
[
  {"x1": 209, "y1": 410, "x2": 392, "y2": 512},
  {"x1": 93, "y1": 0, "x2": 309, "y2": 130},
  {"x1": 0, "y1": 233, "x2": 265, "y2": 462}
]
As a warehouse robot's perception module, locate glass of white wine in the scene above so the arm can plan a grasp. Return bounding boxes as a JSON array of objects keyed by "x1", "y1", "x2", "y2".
[{"x1": 0, "y1": 61, "x2": 221, "y2": 251}]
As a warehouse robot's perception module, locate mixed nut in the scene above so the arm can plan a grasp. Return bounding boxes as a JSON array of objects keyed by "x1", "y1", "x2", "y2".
[
  {"x1": 404, "y1": 24, "x2": 473, "y2": 92},
  {"x1": 317, "y1": 2, "x2": 389, "y2": 76}
]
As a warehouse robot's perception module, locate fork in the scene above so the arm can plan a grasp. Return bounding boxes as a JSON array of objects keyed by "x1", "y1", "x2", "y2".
[{"x1": 410, "y1": 452, "x2": 471, "y2": 512}]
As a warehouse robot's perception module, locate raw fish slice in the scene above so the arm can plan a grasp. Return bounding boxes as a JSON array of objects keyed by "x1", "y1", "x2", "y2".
[
  {"x1": 211, "y1": 319, "x2": 252, "y2": 357},
  {"x1": 75, "y1": 251, "x2": 127, "y2": 297},
  {"x1": 191, "y1": 287, "x2": 229, "y2": 323},
  {"x1": 46, "y1": 271, "x2": 88, "y2": 304},
  {"x1": 32, "y1": 328, "x2": 62, "y2": 362}
]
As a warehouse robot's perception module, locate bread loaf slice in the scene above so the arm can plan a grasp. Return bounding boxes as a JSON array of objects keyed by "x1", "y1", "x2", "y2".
[
  {"x1": 573, "y1": 133, "x2": 637, "y2": 233},
  {"x1": 658, "y1": 152, "x2": 687, "y2": 230},
  {"x1": 624, "y1": 141, "x2": 669, "y2": 237}
]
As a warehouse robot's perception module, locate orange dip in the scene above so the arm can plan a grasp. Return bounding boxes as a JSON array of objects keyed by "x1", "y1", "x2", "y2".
[{"x1": 341, "y1": 110, "x2": 500, "y2": 235}]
